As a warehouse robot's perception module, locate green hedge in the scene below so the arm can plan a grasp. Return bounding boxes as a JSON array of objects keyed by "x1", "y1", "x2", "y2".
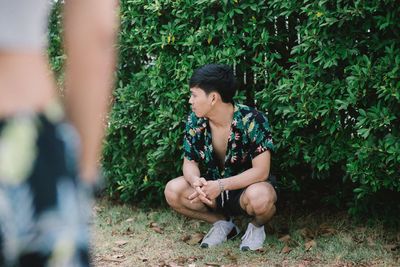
[{"x1": 48, "y1": 0, "x2": 400, "y2": 213}]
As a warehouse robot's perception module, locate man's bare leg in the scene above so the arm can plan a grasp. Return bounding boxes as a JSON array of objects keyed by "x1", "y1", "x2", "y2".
[
  {"x1": 164, "y1": 176, "x2": 225, "y2": 224},
  {"x1": 238, "y1": 181, "x2": 277, "y2": 250},
  {"x1": 165, "y1": 177, "x2": 240, "y2": 248},
  {"x1": 240, "y1": 181, "x2": 277, "y2": 226}
]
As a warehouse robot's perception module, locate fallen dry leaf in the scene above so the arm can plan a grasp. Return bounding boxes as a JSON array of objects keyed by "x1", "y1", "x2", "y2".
[
  {"x1": 93, "y1": 205, "x2": 101, "y2": 210},
  {"x1": 125, "y1": 218, "x2": 134, "y2": 223},
  {"x1": 281, "y1": 245, "x2": 292, "y2": 254},
  {"x1": 318, "y1": 224, "x2": 336, "y2": 237},
  {"x1": 114, "y1": 240, "x2": 128, "y2": 247},
  {"x1": 152, "y1": 226, "x2": 164, "y2": 234},
  {"x1": 138, "y1": 255, "x2": 148, "y2": 262},
  {"x1": 279, "y1": 234, "x2": 291, "y2": 243},
  {"x1": 224, "y1": 250, "x2": 238, "y2": 263},
  {"x1": 174, "y1": 256, "x2": 189, "y2": 265},
  {"x1": 168, "y1": 262, "x2": 183, "y2": 267},
  {"x1": 190, "y1": 221, "x2": 201, "y2": 229},
  {"x1": 111, "y1": 246, "x2": 123, "y2": 252},
  {"x1": 112, "y1": 254, "x2": 125, "y2": 259},
  {"x1": 305, "y1": 240, "x2": 317, "y2": 251},
  {"x1": 102, "y1": 256, "x2": 125, "y2": 262},
  {"x1": 93, "y1": 205, "x2": 102, "y2": 213},
  {"x1": 92, "y1": 206, "x2": 102, "y2": 216},
  {"x1": 255, "y1": 248, "x2": 266, "y2": 253},
  {"x1": 188, "y1": 256, "x2": 202, "y2": 263},
  {"x1": 384, "y1": 244, "x2": 399, "y2": 251},
  {"x1": 278, "y1": 235, "x2": 299, "y2": 248},
  {"x1": 148, "y1": 221, "x2": 164, "y2": 234},
  {"x1": 180, "y1": 234, "x2": 191, "y2": 242},
  {"x1": 184, "y1": 232, "x2": 204, "y2": 245},
  {"x1": 299, "y1": 227, "x2": 315, "y2": 240},
  {"x1": 149, "y1": 222, "x2": 158, "y2": 228},
  {"x1": 352, "y1": 236, "x2": 364, "y2": 244}
]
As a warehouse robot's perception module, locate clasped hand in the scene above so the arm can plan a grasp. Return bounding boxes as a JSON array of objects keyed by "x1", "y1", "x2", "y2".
[{"x1": 188, "y1": 176, "x2": 220, "y2": 206}]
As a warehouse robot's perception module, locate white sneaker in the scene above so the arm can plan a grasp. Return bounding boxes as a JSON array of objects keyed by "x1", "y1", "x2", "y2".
[
  {"x1": 200, "y1": 220, "x2": 239, "y2": 248},
  {"x1": 240, "y1": 223, "x2": 266, "y2": 251}
]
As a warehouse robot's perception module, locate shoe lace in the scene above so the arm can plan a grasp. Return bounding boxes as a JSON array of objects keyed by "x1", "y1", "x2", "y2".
[
  {"x1": 241, "y1": 225, "x2": 254, "y2": 243},
  {"x1": 204, "y1": 222, "x2": 228, "y2": 240}
]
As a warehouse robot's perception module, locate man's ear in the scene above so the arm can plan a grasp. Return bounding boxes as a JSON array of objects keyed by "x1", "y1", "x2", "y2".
[{"x1": 210, "y1": 92, "x2": 219, "y2": 104}]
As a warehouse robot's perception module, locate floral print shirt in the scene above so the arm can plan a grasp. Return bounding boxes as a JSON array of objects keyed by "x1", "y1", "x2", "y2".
[
  {"x1": 183, "y1": 103, "x2": 274, "y2": 180},
  {"x1": 0, "y1": 110, "x2": 90, "y2": 266}
]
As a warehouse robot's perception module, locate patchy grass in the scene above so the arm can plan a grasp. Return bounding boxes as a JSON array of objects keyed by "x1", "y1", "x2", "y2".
[{"x1": 91, "y1": 199, "x2": 400, "y2": 267}]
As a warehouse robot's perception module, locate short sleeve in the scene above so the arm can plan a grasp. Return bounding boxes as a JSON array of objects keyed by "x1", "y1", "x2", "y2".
[
  {"x1": 183, "y1": 113, "x2": 200, "y2": 162},
  {"x1": 248, "y1": 112, "x2": 274, "y2": 160}
]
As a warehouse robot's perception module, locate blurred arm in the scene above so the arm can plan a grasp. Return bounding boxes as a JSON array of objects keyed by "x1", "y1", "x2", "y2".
[{"x1": 63, "y1": 0, "x2": 119, "y2": 183}]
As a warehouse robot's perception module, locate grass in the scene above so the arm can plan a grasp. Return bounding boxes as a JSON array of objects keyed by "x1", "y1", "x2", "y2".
[{"x1": 91, "y1": 198, "x2": 400, "y2": 267}]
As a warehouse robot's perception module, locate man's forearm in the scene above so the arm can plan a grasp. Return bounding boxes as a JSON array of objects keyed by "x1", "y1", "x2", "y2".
[
  {"x1": 220, "y1": 150, "x2": 271, "y2": 191},
  {"x1": 221, "y1": 167, "x2": 269, "y2": 191},
  {"x1": 182, "y1": 162, "x2": 201, "y2": 187},
  {"x1": 182, "y1": 157, "x2": 205, "y2": 187}
]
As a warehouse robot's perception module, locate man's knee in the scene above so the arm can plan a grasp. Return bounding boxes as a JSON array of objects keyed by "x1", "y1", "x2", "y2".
[
  {"x1": 242, "y1": 182, "x2": 276, "y2": 215},
  {"x1": 164, "y1": 176, "x2": 188, "y2": 207}
]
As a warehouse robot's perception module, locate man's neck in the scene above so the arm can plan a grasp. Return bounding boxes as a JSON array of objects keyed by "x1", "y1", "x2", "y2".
[{"x1": 207, "y1": 102, "x2": 234, "y2": 128}]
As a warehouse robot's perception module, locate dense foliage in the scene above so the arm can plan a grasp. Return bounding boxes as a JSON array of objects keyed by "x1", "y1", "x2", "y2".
[{"x1": 48, "y1": 1, "x2": 400, "y2": 214}]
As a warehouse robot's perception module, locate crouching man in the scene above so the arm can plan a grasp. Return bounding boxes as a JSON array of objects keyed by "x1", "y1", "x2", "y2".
[{"x1": 165, "y1": 64, "x2": 277, "y2": 251}]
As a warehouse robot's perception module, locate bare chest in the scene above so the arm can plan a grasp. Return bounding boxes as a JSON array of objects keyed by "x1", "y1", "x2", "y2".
[{"x1": 210, "y1": 125, "x2": 231, "y2": 168}]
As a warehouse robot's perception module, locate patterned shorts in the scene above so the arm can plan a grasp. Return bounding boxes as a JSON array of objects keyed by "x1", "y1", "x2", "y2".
[{"x1": 0, "y1": 110, "x2": 91, "y2": 266}]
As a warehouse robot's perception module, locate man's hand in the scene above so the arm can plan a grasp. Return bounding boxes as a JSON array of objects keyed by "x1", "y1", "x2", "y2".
[
  {"x1": 201, "y1": 180, "x2": 221, "y2": 201},
  {"x1": 191, "y1": 177, "x2": 207, "y2": 196},
  {"x1": 188, "y1": 177, "x2": 213, "y2": 205}
]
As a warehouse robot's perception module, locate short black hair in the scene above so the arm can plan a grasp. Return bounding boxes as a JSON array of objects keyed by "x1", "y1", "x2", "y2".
[{"x1": 189, "y1": 64, "x2": 237, "y2": 103}]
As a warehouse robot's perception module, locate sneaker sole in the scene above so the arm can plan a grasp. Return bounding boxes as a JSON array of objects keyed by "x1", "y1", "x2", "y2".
[
  {"x1": 200, "y1": 243, "x2": 209, "y2": 248},
  {"x1": 241, "y1": 246, "x2": 250, "y2": 251},
  {"x1": 240, "y1": 245, "x2": 263, "y2": 251}
]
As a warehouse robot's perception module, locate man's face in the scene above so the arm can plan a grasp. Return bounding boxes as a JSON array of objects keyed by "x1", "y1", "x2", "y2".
[{"x1": 189, "y1": 87, "x2": 212, "y2": 117}]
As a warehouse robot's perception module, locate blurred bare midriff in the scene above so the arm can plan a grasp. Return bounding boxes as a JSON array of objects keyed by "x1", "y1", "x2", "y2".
[{"x1": 0, "y1": 51, "x2": 56, "y2": 118}]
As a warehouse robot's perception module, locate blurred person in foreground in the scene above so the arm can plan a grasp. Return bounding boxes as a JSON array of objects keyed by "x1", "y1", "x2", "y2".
[
  {"x1": 0, "y1": 0, "x2": 118, "y2": 266},
  {"x1": 165, "y1": 64, "x2": 277, "y2": 251}
]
